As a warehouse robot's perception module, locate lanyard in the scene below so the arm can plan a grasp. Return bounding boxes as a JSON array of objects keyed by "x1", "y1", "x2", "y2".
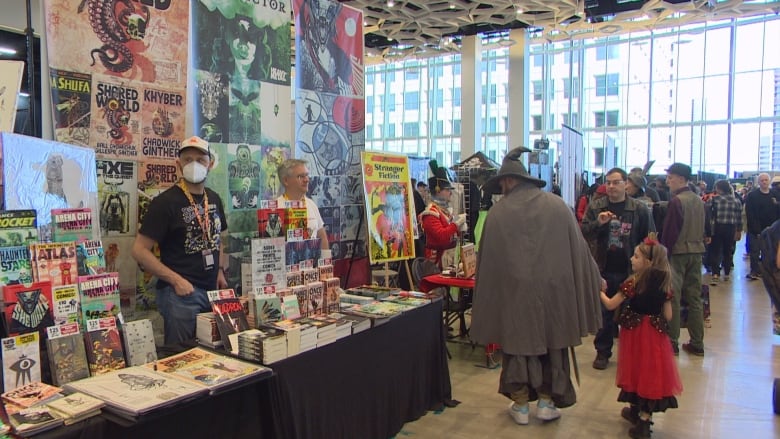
[{"x1": 178, "y1": 179, "x2": 211, "y2": 242}]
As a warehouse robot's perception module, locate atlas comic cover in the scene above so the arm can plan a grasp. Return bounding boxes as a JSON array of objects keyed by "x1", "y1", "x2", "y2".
[{"x1": 31, "y1": 242, "x2": 78, "y2": 288}]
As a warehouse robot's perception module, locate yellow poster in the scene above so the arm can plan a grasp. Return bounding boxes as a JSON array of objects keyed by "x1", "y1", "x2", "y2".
[{"x1": 360, "y1": 151, "x2": 415, "y2": 264}]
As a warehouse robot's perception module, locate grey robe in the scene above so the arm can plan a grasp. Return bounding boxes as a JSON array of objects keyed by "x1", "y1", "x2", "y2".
[{"x1": 470, "y1": 182, "x2": 603, "y2": 356}]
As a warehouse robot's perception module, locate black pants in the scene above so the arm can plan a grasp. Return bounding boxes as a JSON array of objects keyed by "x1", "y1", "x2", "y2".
[
  {"x1": 594, "y1": 271, "x2": 628, "y2": 358},
  {"x1": 709, "y1": 223, "x2": 737, "y2": 276}
]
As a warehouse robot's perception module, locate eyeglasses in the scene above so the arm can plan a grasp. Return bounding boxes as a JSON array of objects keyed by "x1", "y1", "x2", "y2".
[
  {"x1": 295, "y1": 173, "x2": 310, "y2": 181},
  {"x1": 605, "y1": 179, "x2": 625, "y2": 186}
]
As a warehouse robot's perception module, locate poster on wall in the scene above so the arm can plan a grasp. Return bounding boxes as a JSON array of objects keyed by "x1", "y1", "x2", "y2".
[
  {"x1": 190, "y1": 0, "x2": 292, "y2": 146},
  {"x1": 140, "y1": 85, "x2": 186, "y2": 160},
  {"x1": 294, "y1": 0, "x2": 365, "y2": 260},
  {"x1": 49, "y1": 68, "x2": 92, "y2": 147},
  {"x1": 43, "y1": 0, "x2": 190, "y2": 86},
  {"x1": 1, "y1": 132, "x2": 99, "y2": 238},
  {"x1": 0, "y1": 60, "x2": 25, "y2": 133},
  {"x1": 90, "y1": 74, "x2": 142, "y2": 159},
  {"x1": 360, "y1": 151, "x2": 415, "y2": 264},
  {"x1": 96, "y1": 159, "x2": 138, "y2": 237}
]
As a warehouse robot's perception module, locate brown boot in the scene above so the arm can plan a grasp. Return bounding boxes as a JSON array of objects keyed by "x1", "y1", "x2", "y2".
[{"x1": 628, "y1": 418, "x2": 653, "y2": 438}]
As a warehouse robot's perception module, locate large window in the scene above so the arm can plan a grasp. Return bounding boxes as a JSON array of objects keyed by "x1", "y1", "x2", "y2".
[{"x1": 363, "y1": 15, "x2": 780, "y2": 174}]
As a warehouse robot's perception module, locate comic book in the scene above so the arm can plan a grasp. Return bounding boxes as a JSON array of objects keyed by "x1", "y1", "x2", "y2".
[
  {"x1": 101, "y1": 237, "x2": 136, "y2": 313},
  {"x1": 250, "y1": 237, "x2": 286, "y2": 293},
  {"x1": 76, "y1": 240, "x2": 106, "y2": 276},
  {"x1": 90, "y1": 75, "x2": 142, "y2": 159},
  {"x1": 147, "y1": 347, "x2": 271, "y2": 395},
  {"x1": 51, "y1": 208, "x2": 93, "y2": 243},
  {"x1": 140, "y1": 85, "x2": 186, "y2": 161},
  {"x1": 121, "y1": 319, "x2": 157, "y2": 367},
  {"x1": 3, "y1": 281, "x2": 55, "y2": 336},
  {"x1": 283, "y1": 202, "x2": 309, "y2": 241},
  {"x1": 0, "y1": 210, "x2": 38, "y2": 247},
  {"x1": 209, "y1": 295, "x2": 250, "y2": 353},
  {"x1": 77, "y1": 273, "x2": 123, "y2": 329},
  {"x1": 96, "y1": 159, "x2": 138, "y2": 237},
  {"x1": 49, "y1": 68, "x2": 92, "y2": 147},
  {"x1": 51, "y1": 284, "x2": 81, "y2": 326},
  {"x1": 83, "y1": 317, "x2": 126, "y2": 376},
  {"x1": 257, "y1": 200, "x2": 286, "y2": 238},
  {"x1": 46, "y1": 323, "x2": 90, "y2": 386},
  {"x1": 1, "y1": 333, "x2": 41, "y2": 392},
  {"x1": 285, "y1": 239, "x2": 321, "y2": 270},
  {"x1": 0, "y1": 246, "x2": 33, "y2": 286},
  {"x1": 30, "y1": 242, "x2": 78, "y2": 288}
]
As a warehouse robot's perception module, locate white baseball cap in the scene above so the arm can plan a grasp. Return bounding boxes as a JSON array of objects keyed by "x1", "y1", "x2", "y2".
[{"x1": 178, "y1": 136, "x2": 210, "y2": 156}]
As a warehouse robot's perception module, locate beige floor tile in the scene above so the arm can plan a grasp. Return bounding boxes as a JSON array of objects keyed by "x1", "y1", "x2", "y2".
[{"x1": 399, "y1": 249, "x2": 780, "y2": 438}]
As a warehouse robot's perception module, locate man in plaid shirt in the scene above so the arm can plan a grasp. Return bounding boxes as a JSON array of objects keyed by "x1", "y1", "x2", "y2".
[{"x1": 706, "y1": 180, "x2": 743, "y2": 283}]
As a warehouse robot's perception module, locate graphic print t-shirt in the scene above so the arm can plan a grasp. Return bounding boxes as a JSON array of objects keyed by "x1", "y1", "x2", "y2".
[
  {"x1": 140, "y1": 186, "x2": 227, "y2": 290},
  {"x1": 604, "y1": 200, "x2": 629, "y2": 274}
]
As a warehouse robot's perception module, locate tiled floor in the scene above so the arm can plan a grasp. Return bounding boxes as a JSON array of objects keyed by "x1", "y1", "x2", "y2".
[{"x1": 399, "y1": 249, "x2": 780, "y2": 438}]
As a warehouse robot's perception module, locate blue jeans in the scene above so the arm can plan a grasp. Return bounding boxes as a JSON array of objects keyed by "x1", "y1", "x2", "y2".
[
  {"x1": 594, "y1": 271, "x2": 628, "y2": 358},
  {"x1": 156, "y1": 285, "x2": 210, "y2": 346}
]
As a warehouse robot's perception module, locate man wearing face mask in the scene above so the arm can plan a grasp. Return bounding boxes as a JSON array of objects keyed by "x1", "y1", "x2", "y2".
[{"x1": 132, "y1": 136, "x2": 228, "y2": 346}]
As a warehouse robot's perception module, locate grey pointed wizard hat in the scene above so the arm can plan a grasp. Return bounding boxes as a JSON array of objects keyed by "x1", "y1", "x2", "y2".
[{"x1": 482, "y1": 146, "x2": 546, "y2": 194}]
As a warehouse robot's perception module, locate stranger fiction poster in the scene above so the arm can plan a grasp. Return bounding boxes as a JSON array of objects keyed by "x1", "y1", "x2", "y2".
[{"x1": 360, "y1": 152, "x2": 415, "y2": 264}]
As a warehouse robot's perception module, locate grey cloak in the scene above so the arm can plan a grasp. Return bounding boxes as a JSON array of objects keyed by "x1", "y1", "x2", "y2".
[{"x1": 470, "y1": 183, "x2": 603, "y2": 356}]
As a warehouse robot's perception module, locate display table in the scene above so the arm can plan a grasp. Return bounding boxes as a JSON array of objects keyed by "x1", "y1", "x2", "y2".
[
  {"x1": 268, "y1": 299, "x2": 452, "y2": 439},
  {"x1": 35, "y1": 301, "x2": 450, "y2": 439}
]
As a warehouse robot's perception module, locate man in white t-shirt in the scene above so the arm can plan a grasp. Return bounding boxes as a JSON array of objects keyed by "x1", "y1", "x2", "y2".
[{"x1": 276, "y1": 159, "x2": 331, "y2": 259}]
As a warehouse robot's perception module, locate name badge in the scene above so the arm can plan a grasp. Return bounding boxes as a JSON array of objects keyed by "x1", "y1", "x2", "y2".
[{"x1": 202, "y1": 249, "x2": 215, "y2": 271}]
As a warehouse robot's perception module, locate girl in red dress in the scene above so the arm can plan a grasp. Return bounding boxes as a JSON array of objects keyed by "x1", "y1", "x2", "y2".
[{"x1": 600, "y1": 236, "x2": 683, "y2": 439}]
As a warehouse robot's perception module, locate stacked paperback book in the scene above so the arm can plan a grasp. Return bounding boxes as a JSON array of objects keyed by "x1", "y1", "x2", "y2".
[
  {"x1": 236, "y1": 329, "x2": 287, "y2": 364},
  {"x1": 1, "y1": 382, "x2": 65, "y2": 436}
]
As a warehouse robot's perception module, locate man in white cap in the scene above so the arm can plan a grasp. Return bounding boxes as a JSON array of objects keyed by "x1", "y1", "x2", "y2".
[
  {"x1": 470, "y1": 147, "x2": 602, "y2": 426},
  {"x1": 132, "y1": 136, "x2": 228, "y2": 346}
]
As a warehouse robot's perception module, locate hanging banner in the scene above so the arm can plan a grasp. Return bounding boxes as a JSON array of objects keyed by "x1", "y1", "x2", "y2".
[
  {"x1": 294, "y1": 0, "x2": 365, "y2": 260},
  {"x1": 360, "y1": 151, "x2": 416, "y2": 264}
]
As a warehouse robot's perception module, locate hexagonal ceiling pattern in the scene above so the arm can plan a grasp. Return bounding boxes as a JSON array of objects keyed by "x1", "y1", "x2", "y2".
[{"x1": 339, "y1": 0, "x2": 780, "y2": 61}]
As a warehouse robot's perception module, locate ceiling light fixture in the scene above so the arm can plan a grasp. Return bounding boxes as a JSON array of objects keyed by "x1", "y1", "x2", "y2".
[
  {"x1": 387, "y1": 0, "x2": 395, "y2": 7},
  {"x1": 576, "y1": 0, "x2": 586, "y2": 17},
  {"x1": 0, "y1": 47, "x2": 17, "y2": 55},
  {"x1": 516, "y1": 6, "x2": 524, "y2": 15}
]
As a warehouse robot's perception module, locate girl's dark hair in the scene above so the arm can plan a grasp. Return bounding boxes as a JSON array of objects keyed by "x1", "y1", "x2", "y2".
[{"x1": 634, "y1": 237, "x2": 672, "y2": 294}]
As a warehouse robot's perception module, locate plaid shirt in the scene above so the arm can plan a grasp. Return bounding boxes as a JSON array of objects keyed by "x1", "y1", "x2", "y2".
[{"x1": 707, "y1": 194, "x2": 742, "y2": 231}]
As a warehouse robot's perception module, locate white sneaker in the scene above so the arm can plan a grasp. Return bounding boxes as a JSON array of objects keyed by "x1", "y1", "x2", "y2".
[
  {"x1": 536, "y1": 399, "x2": 561, "y2": 421},
  {"x1": 508, "y1": 401, "x2": 529, "y2": 425}
]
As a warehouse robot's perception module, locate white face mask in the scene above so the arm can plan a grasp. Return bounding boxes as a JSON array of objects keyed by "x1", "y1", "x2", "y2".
[{"x1": 182, "y1": 162, "x2": 208, "y2": 184}]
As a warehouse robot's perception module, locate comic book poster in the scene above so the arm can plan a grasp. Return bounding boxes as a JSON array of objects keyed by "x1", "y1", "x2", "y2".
[
  {"x1": 259, "y1": 144, "x2": 289, "y2": 201},
  {"x1": 250, "y1": 237, "x2": 286, "y2": 294},
  {"x1": 49, "y1": 68, "x2": 92, "y2": 147},
  {"x1": 3, "y1": 281, "x2": 55, "y2": 337},
  {"x1": 140, "y1": 85, "x2": 186, "y2": 160},
  {"x1": 360, "y1": 152, "x2": 415, "y2": 264},
  {"x1": 102, "y1": 236, "x2": 137, "y2": 316},
  {"x1": 90, "y1": 74, "x2": 142, "y2": 159},
  {"x1": 43, "y1": 0, "x2": 189, "y2": 86},
  {"x1": 0, "y1": 60, "x2": 24, "y2": 133},
  {"x1": 137, "y1": 158, "x2": 178, "y2": 226},
  {"x1": 226, "y1": 143, "x2": 262, "y2": 211},
  {"x1": 96, "y1": 159, "x2": 138, "y2": 237},
  {"x1": 190, "y1": 0, "x2": 292, "y2": 145},
  {"x1": 1, "y1": 132, "x2": 100, "y2": 235}
]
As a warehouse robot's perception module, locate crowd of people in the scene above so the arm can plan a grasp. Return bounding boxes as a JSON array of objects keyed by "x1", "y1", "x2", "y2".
[{"x1": 415, "y1": 151, "x2": 778, "y2": 439}]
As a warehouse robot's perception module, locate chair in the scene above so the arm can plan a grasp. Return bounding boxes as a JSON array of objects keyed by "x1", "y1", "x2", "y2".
[{"x1": 411, "y1": 257, "x2": 473, "y2": 342}]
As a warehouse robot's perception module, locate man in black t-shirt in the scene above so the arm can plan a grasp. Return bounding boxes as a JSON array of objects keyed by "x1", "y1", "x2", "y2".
[
  {"x1": 581, "y1": 167, "x2": 655, "y2": 370},
  {"x1": 745, "y1": 173, "x2": 780, "y2": 279},
  {"x1": 132, "y1": 136, "x2": 228, "y2": 346}
]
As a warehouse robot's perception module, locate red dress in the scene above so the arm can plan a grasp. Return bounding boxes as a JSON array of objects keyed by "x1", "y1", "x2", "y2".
[{"x1": 615, "y1": 275, "x2": 683, "y2": 413}]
